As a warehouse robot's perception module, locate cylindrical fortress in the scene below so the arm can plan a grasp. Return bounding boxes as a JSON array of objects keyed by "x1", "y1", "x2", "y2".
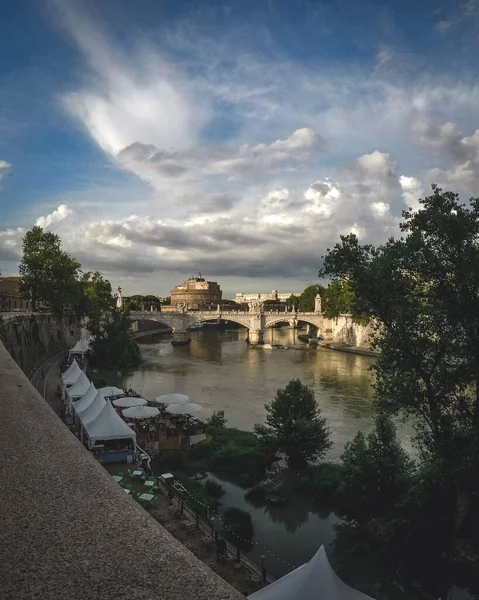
[{"x1": 170, "y1": 276, "x2": 222, "y2": 309}]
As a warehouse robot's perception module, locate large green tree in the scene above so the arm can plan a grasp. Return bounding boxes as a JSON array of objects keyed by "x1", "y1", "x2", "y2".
[
  {"x1": 19, "y1": 226, "x2": 81, "y2": 314},
  {"x1": 79, "y1": 271, "x2": 113, "y2": 332},
  {"x1": 254, "y1": 378, "x2": 332, "y2": 468},
  {"x1": 322, "y1": 280, "x2": 355, "y2": 317},
  {"x1": 320, "y1": 185, "x2": 479, "y2": 548},
  {"x1": 340, "y1": 413, "x2": 414, "y2": 521},
  {"x1": 298, "y1": 284, "x2": 324, "y2": 312},
  {"x1": 89, "y1": 308, "x2": 140, "y2": 369}
]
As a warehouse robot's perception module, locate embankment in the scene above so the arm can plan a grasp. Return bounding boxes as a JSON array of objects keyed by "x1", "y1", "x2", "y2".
[{"x1": 0, "y1": 313, "x2": 80, "y2": 373}]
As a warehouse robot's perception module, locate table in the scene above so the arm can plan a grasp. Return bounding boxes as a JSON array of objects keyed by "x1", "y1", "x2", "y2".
[
  {"x1": 138, "y1": 493, "x2": 154, "y2": 502},
  {"x1": 124, "y1": 488, "x2": 131, "y2": 494},
  {"x1": 112, "y1": 475, "x2": 123, "y2": 483},
  {"x1": 132, "y1": 470, "x2": 143, "y2": 477},
  {"x1": 144, "y1": 480, "x2": 154, "y2": 487}
]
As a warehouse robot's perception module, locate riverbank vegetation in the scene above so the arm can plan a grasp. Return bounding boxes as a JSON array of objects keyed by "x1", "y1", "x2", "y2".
[
  {"x1": 18, "y1": 225, "x2": 140, "y2": 368},
  {"x1": 320, "y1": 185, "x2": 479, "y2": 596}
]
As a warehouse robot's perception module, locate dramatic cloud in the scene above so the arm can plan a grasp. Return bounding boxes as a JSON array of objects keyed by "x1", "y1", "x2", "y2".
[
  {"x1": 35, "y1": 204, "x2": 72, "y2": 229},
  {"x1": 414, "y1": 116, "x2": 479, "y2": 190},
  {"x1": 0, "y1": 159, "x2": 11, "y2": 181}
]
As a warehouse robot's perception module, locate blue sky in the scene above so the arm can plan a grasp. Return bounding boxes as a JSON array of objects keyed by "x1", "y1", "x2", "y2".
[{"x1": 1, "y1": 0, "x2": 478, "y2": 296}]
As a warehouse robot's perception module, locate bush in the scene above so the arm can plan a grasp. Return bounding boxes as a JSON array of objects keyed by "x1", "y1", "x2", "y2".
[
  {"x1": 222, "y1": 507, "x2": 254, "y2": 550},
  {"x1": 187, "y1": 426, "x2": 273, "y2": 486},
  {"x1": 296, "y1": 463, "x2": 343, "y2": 503},
  {"x1": 153, "y1": 449, "x2": 186, "y2": 472}
]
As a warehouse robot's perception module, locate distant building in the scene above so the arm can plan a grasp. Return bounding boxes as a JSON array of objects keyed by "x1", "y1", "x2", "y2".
[
  {"x1": 235, "y1": 290, "x2": 300, "y2": 304},
  {"x1": 0, "y1": 276, "x2": 29, "y2": 312},
  {"x1": 170, "y1": 276, "x2": 222, "y2": 309}
]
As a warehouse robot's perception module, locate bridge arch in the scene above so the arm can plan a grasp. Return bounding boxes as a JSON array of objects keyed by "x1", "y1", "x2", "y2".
[
  {"x1": 265, "y1": 315, "x2": 323, "y2": 337},
  {"x1": 130, "y1": 317, "x2": 175, "y2": 332},
  {"x1": 187, "y1": 315, "x2": 251, "y2": 331}
]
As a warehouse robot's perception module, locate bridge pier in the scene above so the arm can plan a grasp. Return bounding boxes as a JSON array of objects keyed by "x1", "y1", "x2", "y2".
[
  {"x1": 248, "y1": 329, "x2": 264, "y2": 345},
  {"x1": 171, "y1": 330, "x2": 191, "y2": 346}
]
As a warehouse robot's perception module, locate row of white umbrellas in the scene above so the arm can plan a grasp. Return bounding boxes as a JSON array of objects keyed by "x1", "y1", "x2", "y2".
[{"x1": 110, "y1": 392, "x2": 202, "y2": 419}]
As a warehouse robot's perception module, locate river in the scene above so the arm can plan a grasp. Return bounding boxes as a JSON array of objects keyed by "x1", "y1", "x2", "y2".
[{"x1": 95, "y1": 326, "x2": 428, "y2": 596}]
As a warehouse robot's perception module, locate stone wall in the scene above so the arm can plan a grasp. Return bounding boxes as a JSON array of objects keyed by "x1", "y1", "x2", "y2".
[
  {"x1": 0, "y1": 341, "x2": 242, "y2": 600},
  {"x1": 329, "y1": 315, "x2": 375, "y2": 347},
  {"x1": 0, "y1": 313, "x2": 80, "y2": 374}
]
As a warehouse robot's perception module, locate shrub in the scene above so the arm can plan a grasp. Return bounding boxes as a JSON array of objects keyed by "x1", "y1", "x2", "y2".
[{"x1": 296, "y1": 463, "x2": 343, "y2": 503}]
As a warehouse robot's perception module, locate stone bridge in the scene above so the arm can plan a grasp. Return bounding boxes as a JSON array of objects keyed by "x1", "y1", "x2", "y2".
[{"x1": 130, "y1": 307, "x2": 330, "y2": 345}]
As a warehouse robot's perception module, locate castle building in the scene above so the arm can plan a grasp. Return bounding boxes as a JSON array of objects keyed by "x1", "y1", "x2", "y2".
[{"x1": 170, "y1": 276, "x2": 222, "y2": 309}]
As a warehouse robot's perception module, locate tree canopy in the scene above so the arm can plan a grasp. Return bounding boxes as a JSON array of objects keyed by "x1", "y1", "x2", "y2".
[
  {"x1": 19, "y1": 226, "x2": 81, "y2": 314},
  {"x1": 298, "y1": 284, "x2": 324, "y2": 312},
  {"x1": 320, "y1": 185, "x2": 479, "y2": 584},
  {"x1": 254, "y1": 378, "x2": 332, "y2": 468}
]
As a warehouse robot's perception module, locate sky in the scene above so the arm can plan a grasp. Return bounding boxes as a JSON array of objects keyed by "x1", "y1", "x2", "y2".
[{"x1": 1, "y1": 0, "x2": 479, "y2": 298}]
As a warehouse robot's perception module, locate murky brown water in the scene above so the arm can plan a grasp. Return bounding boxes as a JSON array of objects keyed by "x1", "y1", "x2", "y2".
[{"x1": 102, "y1": 326, "x2": 413, "y2": 459}]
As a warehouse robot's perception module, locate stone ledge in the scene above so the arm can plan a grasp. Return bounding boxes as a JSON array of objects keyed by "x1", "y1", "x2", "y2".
[{"x1": 0, "y1": 342, "x2": 242, "y2": 600}]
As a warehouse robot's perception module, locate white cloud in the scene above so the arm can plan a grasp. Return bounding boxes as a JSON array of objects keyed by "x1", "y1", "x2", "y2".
[
  {"x1": 400, "y1": 176, "x2": 424, "y2": 211},
  {"x1": 35, "y1": 204, "x2": 72, "y2": 229},
  {"x1": 0, "y1": 160, "x2": 11, "y2": 181}
]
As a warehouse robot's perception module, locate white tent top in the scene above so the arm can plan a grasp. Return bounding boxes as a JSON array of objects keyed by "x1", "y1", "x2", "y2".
[
  {"x1": 69, "y1": 339, "x2": 90, "y2": 354},
  {"x1": 98, "y1": 386, "x2": 124, "y2": 397},
  {"x1": 79, "y1": 390, "x2": 106, "y2": 425},
  {"x1": 155, "y1": 393, "x2": 190, "y2": 405},
  {"x1": 165, "y1": 402, "x2": 201, "y2": 416},
  {"x1": 66, "y1": 372, "x2": 91, "y2": 400},
  {"x1": 73, "y1": 382, "x2": 97, "y2": 413},
  {"x1": 112, "y1": 397, "x2": 148, "y2": 408},
  {"x1": 61, "y1": 360, "x2": 82, "y2": 386},
  {"x1": 248, "y1": 546, "x2": 375, "y2": 600},
  {"x1": 121, "y1": 406, "x2": 160, "y2": 419},
  {"x1": 85, "y1": 400, "x2": 137, "y2": 442}
]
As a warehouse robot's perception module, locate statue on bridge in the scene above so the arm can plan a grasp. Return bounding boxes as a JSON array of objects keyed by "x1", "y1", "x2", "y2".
[{"x1": 247, "y1": 300, "x2": 263, "y2": 312}]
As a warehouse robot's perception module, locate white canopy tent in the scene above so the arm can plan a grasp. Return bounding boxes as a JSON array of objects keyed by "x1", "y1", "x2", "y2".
[
  {"x1": 165, "y1": 402, "x2": 201, "y2": 416},
  {"x1": 72, "y1": 383, "x2": 97, "y2": 421},
  {"x1": 121, "y1": 406, "x2": 160, "y2": 419},
  {"x1": 69, "y1": 339, "x2": 90, "y2": 355},
  {"x1": 84, "y1": 400, "x2": 136, "y2": 449},
  {"x1": 61, "y1": 360, "x2": 82, "y2": 386},
  {"x1": 79, "y1": 391, "x2": 106, "y2": 425},
  {"x1": 98, "y1": 386, "x2": 124, "y2": 398},
  {"x1": 155, "y1": 393, "x2": 190, "y2": 405},
  {"x1": 66, "y1": 371, "x2": 91, "y2": 401},
  {"x1": 248, "y1": 546, "x2": 375, "y2": 600},
  {"x1": 112, "y1": 397, "x2": 148, "y2": 409}
]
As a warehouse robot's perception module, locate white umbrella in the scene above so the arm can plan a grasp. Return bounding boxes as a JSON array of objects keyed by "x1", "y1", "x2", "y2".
[
  {"x1": 165, "y1": 402, "x2": 202, "y2": 416},
  {"x1": 155, "y1": 393, "x2": 190, "y2": 405},
  {"x1": 98, "y1": 386, "x2": 124, "y2": 397},
  {"x1": 112, "y1": 397, "x2": 148, "y2": 409},
  {"x1": 122, "y1": 406, "x2": 160, "y2": 419}
]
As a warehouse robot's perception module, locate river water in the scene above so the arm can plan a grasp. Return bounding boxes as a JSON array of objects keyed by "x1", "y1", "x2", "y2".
[{"x1": 98, "y1": 327, "x2": 467, "y2": 597}]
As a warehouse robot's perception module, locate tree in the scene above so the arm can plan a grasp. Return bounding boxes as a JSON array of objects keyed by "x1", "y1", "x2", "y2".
[
  {"x1": 79, "y1": 271, "x2": 113, "y2": 332},
  {"x1": 320, "y1": 185, "x2": 479, "y2": 543},
  {"x1": 89, "y1": 308, "x2": 141, "y2": 369},
  {"x1": 322, "y1": 280, "x2": 355, "y2": 318},
  {"x1": 298, "y1": 284, "x2": 324, "y2": 312},
  {"x1": 340, "y1": 413, "x2": 414, "y2": 521},
  {"x1": 19, "y1": 226, "x2": 81, "y2": 314},
  {"x1": 207, "y1": 410, "x2": 227, "y2": 429},
  {"x1": 285, "y1": 294, "x2": 300, "y2": 311},
  {"x1": 254, "y1": 378, "x2": 332, "y2": 468}
]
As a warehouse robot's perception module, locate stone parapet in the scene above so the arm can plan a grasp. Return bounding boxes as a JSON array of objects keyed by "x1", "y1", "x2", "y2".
[{"x1": 0, "y1": 341, "x2": 242, "y2": 600}]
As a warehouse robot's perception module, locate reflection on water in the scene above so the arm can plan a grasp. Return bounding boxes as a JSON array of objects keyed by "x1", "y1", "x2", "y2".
[{"x1": 103, "y1": 327, "x2": 414, "y2": 459}]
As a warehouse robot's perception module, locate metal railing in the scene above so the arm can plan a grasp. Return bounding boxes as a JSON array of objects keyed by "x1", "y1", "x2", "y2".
[{"x1": 157, "y1": 479, "x2": 276, "y2": 584}]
